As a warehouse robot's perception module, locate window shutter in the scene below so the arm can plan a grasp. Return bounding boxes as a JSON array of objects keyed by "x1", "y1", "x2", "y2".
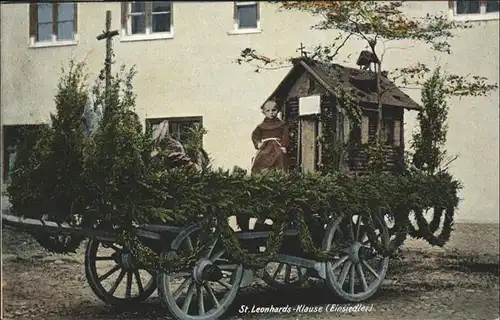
[
  {"x1": 285, "y1": 97, "x2": 300, "y2": 170},
  {"x1": 29, "y1": 3, "x2": 37, "y2": 37},
  {"x1": 361, "y1": 115, "x2": 369, "y2": 144},
  {"x1": 121, "y1": 2, "x2": 127, "y2": 31},
  {"x1": 145, "y1": 2, "x2": 151, "y2": 32},
  {"x1": 73, "y1": 3, "x2": 78, "y2": 34},
  {"x1": 393, "y1": 120, "x2": 401, "y2": 147},
  {"x1": 342, "y1": 115, "x2": 350, "y2": 144},
  {"x1": 368, "y1": 115, "x2": 377, "y2": 142},
  {"x1": 52, "y1": 2, "x2": 57, "y2": 36}
]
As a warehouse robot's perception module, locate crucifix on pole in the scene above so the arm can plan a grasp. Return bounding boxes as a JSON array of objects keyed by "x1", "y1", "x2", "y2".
[{"x1": 96, "y1": 10, "x2": 119, "y2": 108}]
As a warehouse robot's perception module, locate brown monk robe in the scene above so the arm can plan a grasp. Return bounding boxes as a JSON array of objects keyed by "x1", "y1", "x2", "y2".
[
  {"x1": 250, "y1": 117, "x2": 291, "y2": 173},
  {"x1": 238, "y1": 101, "x2": 291, "y2": 233}
]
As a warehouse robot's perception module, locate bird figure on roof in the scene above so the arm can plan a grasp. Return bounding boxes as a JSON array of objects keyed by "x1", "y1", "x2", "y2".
[{"x1": 356, "y1": 50, "x2": 380, "y2": 71}]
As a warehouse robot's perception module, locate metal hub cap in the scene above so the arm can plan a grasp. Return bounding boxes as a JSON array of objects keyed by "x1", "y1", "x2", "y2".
[
  {"x1": 193, "y1": 259, "x2": 223, "y2": 283},
  {"x1": 193, "y1": 259, "x2": 212, "y2": 283}
]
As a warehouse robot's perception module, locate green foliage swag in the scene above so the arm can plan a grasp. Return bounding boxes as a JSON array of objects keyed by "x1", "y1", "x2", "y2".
[
  {"x1": 130, "y1": 166, "x2": 460, "y2": 270},
  {"x1": 8, "y1": 58, "x2": 461, "y2": 272}
]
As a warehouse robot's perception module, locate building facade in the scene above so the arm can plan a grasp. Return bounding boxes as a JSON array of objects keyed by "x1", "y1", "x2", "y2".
[{"x1": 1, "y1": 1, "x2": 499, "y2": 223}]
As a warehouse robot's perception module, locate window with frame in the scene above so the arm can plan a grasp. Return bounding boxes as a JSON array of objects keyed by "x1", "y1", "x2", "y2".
[
  {"x1": 29, "y1": 2, "x2": 77, "y2": 45},
  {"x1": 146, "y1": 117, "x2": 203, "y2": 145},
  {"x1": 450, "y1": 0, "x2": 500, "y2": 20},
  {"x1": 121, "y1": 1, "x2": 173, "y2": 38},
  {"x1": 234, "y1": 1, "x2": 260, "y2": 31}
]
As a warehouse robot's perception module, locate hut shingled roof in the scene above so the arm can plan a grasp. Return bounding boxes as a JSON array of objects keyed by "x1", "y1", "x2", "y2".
[{"x1": 263, "y1": 57, "x2": 422, "y2": 111}]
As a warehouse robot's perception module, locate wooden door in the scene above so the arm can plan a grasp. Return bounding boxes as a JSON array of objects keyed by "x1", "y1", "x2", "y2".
[{"x1": 299, "y1": 116, "x2": 320, "y2": 173}]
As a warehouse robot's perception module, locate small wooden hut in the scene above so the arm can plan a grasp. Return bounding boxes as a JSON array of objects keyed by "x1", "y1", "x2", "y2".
[{"x1": 261, "y1": 57, "x2": 422, "y2": 174}]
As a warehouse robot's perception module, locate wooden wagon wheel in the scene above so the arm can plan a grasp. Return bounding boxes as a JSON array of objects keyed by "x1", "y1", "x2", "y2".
[
  {"x1": 157, "y1": 223, "x2": 244, "y2": 320},
  {"x1": 84, "y1": 238, "x2": 157, "y2": 306},
  {"x1": 253, "y1": 220, "x2": 308, "y2": 290},
  {"x1": 261, "y1": 262, "x2": 308, "y2": 290},
  {"x1": 322, "y1": 213, "x2": 389, "y2": 302}
]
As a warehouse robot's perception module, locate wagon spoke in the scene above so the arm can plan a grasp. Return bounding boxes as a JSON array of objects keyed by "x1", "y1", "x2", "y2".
[
  {"x1": 133, "y1": 270, "x2": 144, "y2": 294},
  {"x1": 197, "y1": 284, "x2": 205, "y2": 315},
  {"x1": 348, "y1": 218, "x2": 355, "y2": 240},
  {"x1": 297, "y1": 267, "x2": 304, "y2": 280},
  {"x1": 331, "y1": 255, "x2": 349, "y2": 270},
  {"x1": 203, "y1": 283, "x2": 220, "y2": 307},
  {"x1": 185, "y1": 236, "x2": 194, "y2": 251},
  {"x1": 206, "y1": 238, "x2": 218, "y2": 259},
  {"x1": 95, "y1": 256, "x2": 114, "y2": 261},
  {"x1": 109, "y1": 244, "x2": 122, "y2": 252},
  {"x1": 216, "y1": 279, "x2": 232, "y2": 290},
  {"x1": 284, "y1": 264, "x2": 292, "y2": 283},
  {"x1": 362, "y1": 260, "x2": 380, "y2": 279},
  {"x1": 108, "y1": 269, "x2": 126, "y2": 295},
  {"x1": 355, "y1": 215, "x2": 362, "y2": 241},
  {"x1": 125, "y1": 272, "x2": 133, "y2": 298},
  {"x1": 338, "y1": 260, "x2": 352, "y2": 287},
  {"x1": 349, "y1": 263, "x2": 356, "y2": 294},
  {"x1": 210, "y1": 250, "x2": 225, "y2": 262},
  {"x1": 356, "y1": 263, "x2": 368, "y2": 292},
  {"x1": 171, "y1": 271, "x2": 191, "y2": 279},
  {"x1": 272, "y1": 263, "x2": 284, "y2": 279},
  {"x1": 98, "y1": 264, "x2": 120, "y2": 281},
  {"x1": 182, "y1": 282, "x2": 195, "y2": 312},
  {"x1": 173, "y1": 277, "x2": 192, "y2": 300}
]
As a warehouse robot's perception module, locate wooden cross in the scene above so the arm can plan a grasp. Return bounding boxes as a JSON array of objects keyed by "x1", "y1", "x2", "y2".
[
  {"x1": 298, "y1": 42, "x2": 307, "y2": 57},
  {"x1": 96, "y1": 10, "x2": 119, "y2": 100}
]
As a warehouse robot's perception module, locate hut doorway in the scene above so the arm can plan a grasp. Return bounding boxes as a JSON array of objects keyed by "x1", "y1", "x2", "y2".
[{"x1": 299, "y1": 115, "x2": 320, "y2": 173}]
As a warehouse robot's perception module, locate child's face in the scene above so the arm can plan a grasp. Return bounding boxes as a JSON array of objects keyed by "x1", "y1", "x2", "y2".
[{"x1": 262, "y1": 101, "x2": 278, "y2": 119}]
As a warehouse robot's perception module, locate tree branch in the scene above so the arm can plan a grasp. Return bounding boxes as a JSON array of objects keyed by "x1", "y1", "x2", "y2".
[{"x1": 332, "y1": 32, "x2": 354, "y2": 59}]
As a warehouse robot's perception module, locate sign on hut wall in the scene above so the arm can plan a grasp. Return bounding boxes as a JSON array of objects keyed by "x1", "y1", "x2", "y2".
[{"x1": 299, "y1": 95, "x2": 321, "y2": 115}]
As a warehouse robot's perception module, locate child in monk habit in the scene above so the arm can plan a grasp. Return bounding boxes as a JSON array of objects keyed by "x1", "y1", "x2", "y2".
[
  {"x1": 238, "y1": 100, "x2": 291, "y2": 232},
  {"x1": 250, "y1": 100, "x2": 291, "y2": 174}
]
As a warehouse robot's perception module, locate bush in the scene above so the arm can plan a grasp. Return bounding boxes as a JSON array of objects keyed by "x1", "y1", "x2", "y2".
[
  {"x1": 82, "y1": 65, "x2": 152, "y2": 228},
  {"x1": 8, "y1": 60, "x2": 88, "y2": 225}
]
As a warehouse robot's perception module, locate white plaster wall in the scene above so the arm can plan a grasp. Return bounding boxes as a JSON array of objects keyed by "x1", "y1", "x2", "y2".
[{"x1": 1, "y1": 2, "x2": 498, "y2": 223}]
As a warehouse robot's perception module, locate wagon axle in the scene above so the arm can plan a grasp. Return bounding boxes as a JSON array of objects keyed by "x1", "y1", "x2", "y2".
[
  {"x1": 193, "y1": 259, "x2": 224, "y2": 283},
  {"x1": 103, "y1": 244, "x2": 137, "y2": 269},
  {"x1": 344, "y1": 241, "x2": 377, "y2": 264}
]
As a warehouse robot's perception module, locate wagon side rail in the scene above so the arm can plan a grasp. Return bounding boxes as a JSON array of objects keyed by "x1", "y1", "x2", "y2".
[{"x1": 1, "y1": 213, "x2": 162, "y2": 241}]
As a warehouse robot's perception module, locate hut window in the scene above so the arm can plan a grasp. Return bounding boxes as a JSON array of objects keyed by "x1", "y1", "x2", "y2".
[{"x1": 382, "y1": 118, "x2": 395, "y2": 146}]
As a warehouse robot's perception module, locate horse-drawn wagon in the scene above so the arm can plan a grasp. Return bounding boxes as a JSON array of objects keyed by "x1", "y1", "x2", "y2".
[{"x1": 3, "y1": 198, "x2": 391, "y2": 320}]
